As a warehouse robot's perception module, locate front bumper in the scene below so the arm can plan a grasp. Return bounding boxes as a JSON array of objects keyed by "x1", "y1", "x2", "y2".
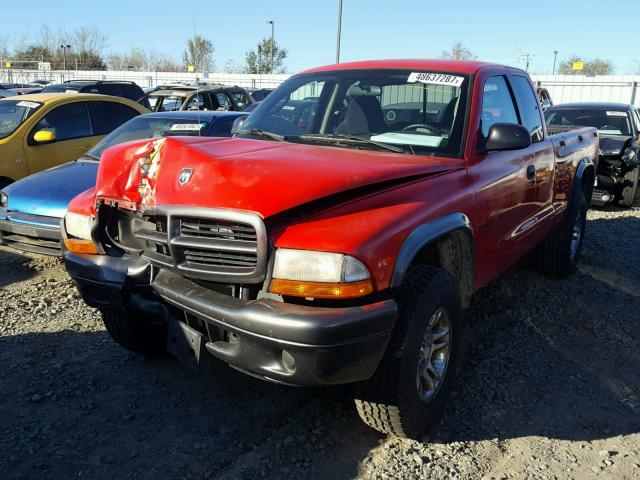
[
  {"x1": 65, "y1": 253, "x2": 397, "y2": 386},
  {"x1": 0, "y1": 210, "x2": 63, "y2": 256}
]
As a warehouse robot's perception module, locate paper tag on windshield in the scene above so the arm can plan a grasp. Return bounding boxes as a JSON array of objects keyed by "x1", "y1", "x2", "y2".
[
  {"x1": 169, "y1": 123, "x2": 204, "y2": 131},
  {"x1": 16, "y1": 101, "x2": 40, "y2": 109},
  {"x1": 408, "y1": 72, "x2": 464, "y2": 87},
  {"x1": 606, "y1": 111, "x2": 627, "y2": 117},
  {"x1": 65, "y1": 89, "x2": 79, "y2": 94}
]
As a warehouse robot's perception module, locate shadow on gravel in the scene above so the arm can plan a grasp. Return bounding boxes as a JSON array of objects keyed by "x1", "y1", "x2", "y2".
[
  {"x1": 431, "y1": 215, "x2": 640, "y2": 446},
  {"x1": 0, "y1": 249, "x2": 37, "y2": 288},
  {"x1": 0, "y1": 329, "x2": 380, "y2": 480}
]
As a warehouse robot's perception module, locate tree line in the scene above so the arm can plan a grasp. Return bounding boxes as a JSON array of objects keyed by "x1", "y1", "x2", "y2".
[{"x1": 0, "y1": 25, "x2": 288, "y2": 74}]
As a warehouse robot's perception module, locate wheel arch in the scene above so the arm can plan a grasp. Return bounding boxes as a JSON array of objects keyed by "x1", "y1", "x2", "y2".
[
  {"x1": 390, "y1": 212, "x2": 475, "y2": 307},
  {"x1": 574, "y1": 156, "x2": 595, "y2": 207},
  {"x1": 0, "y1": 176, "x2": 13, "y2": 190}
]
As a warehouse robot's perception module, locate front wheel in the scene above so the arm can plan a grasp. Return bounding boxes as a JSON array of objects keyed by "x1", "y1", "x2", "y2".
[
  {"x1": 354, "y1": 265, "x2": 463, "y2": 439},
  {"x1": 618, "y1": 166, "x2": 639, "y2": 208}
]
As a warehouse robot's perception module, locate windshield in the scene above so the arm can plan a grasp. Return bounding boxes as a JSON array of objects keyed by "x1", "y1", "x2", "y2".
[
  {"x1": 87, "y1": 116, "x2": 210, "y2": 158},
  {"x1": 545, "y1": 108, "x2": 632, "y2": 136},
  {"x1": 42, "y1": 84, "x2": 82, "y2": 94},
  {"x1": 152, "y1": 94, "x2": 187, "y2": 112},
  {"x1": 242, "y1": 69, "x2": 470, "y2": 155},
  {"x1": 0, "y1": 100, "x2": 43, "y2": 139}
]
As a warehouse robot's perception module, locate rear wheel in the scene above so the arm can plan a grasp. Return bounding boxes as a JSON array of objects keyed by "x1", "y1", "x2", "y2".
[
  {"x1": 354, "y1": 265, "x2": 463, "y2": 439},
  {"x1": 102, "y1": 308, "x2": 166, "y2": 355},
  {"x1": 618, "y1": 166, "x2": 639, "y2": 208},
  {"x1": 535, "y1": 190, "x2": 587, "y2": 278}
]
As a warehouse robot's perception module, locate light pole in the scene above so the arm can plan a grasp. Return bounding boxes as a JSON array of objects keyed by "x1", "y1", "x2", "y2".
[
  {"x1": 266, "y1": 20, "x2": 275, "y2": 73},
  {"x1": 336, "y1": 0, "x2": 343, "y2": 63},
  {"x1": 552, "y1": 50, "x2": 559, "y2": 75},
  {"x1": 60, "y1": 44, "x2": 71, "y2": 71}
]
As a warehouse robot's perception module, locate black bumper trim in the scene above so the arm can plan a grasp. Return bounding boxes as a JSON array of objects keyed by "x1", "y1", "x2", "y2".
[{"x1": 152, "y1": 269, "x2": 397, "y2": 347}]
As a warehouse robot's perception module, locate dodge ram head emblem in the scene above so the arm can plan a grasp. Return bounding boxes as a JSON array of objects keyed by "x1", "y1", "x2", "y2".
[{"x1": 178, "y1": 168, "x2": 193, "y2": 185}]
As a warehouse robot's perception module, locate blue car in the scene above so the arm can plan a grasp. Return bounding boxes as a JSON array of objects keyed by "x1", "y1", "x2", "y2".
[{"x1": 0, "y1": 110, "x2": 248, "y2": 255}]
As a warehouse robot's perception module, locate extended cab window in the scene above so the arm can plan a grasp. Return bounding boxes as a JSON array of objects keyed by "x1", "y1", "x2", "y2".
[
  {"x1": 33, "y1": 102, "x2": 93, "y2": 141},
  {"x1": 509, "y1": 75, "x2": 544, "y2": 142},
  {"x1": 243, "y1": 70, "x2": 470, "y2": 155},
  {"x1": 481, "y1": 76, "x2": 518, "y2": 137}
]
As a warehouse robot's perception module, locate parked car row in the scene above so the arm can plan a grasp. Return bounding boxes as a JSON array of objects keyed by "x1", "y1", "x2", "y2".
[{"x1": 1, "y1": 59, "x2": 636, "y2": 441}]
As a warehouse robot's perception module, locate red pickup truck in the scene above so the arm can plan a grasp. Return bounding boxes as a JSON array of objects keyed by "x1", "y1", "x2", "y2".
[{"x1": 63, "y1": 60, "x2": 598, "y2": 438}]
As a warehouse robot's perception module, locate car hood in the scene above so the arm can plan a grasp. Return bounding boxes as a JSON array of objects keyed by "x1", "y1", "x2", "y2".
[
  {"x1": 599, "y1": 135, "x2": 632, "y2": 155},
  {"x1": 3, "y1": 160, "x2": 98, "y2": 218},
  {"x1": 95, "y1": 136, "x2": 464, "y2": 219}
]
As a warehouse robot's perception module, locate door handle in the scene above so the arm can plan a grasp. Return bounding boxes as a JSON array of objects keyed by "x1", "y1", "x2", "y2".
[{"x1": 526, "y1": 164, "x2": 536, "y2": 180}]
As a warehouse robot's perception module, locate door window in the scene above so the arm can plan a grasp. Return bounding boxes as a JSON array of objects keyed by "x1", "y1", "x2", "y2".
[
  {"x1": 33, "y1": 102, "x2": 93, "y2": 141},
  {"x1": 509, "y1": 75, "x2": 544, "y2": 142},
  {"x1": 90, "y1": 101, "x2": 140, "y2": 135},
  {"x1": 215, "y1": 93, "x2": 230, "y2": 110},
  {"x1": 481, "y1": 76, "x2": 518, "y2": 137}
]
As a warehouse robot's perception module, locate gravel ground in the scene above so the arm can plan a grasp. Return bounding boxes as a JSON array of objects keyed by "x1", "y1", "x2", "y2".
[{"x1": 0, "y1": 204, "x2": 639, "y2": 480}]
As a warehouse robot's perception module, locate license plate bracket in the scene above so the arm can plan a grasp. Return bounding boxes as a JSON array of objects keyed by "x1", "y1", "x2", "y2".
[{"x1": 167, "y1": 320, "x2": 208, "y2": 371}]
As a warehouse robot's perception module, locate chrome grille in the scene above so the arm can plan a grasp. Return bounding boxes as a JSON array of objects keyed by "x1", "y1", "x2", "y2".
[{"x1": 132, "y1": 207, "x2": 267, "y2": 283}]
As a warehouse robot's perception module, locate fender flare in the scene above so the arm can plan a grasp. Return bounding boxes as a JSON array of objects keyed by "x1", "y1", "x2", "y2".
[
  {"x1": 571, "y1": 156, "x2": 595, "y2": 209},
  {"x1": 390, "y1": 212, "x2": 475, "y2": 290}
]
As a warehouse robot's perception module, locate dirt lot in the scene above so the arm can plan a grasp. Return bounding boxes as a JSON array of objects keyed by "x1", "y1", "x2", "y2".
[{"x1": 1, "y1": 204, "x2": 639, "y2": 480}]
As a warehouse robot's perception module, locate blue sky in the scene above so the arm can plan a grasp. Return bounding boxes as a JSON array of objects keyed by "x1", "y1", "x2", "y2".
[{"x1": 4, "y1": 0, "x2": 639, "y2": 74}]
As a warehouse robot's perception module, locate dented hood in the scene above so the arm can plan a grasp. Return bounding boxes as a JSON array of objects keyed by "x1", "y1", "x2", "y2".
[{"x1": 95, "y1": 136, "x2": 463, "y2": 218}]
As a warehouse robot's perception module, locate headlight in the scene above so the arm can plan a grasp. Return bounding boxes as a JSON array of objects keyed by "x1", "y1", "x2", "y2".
[
  {"x1": 64, "y1": 212, "x2": 94, "y2": 240},
  {"x1": 269, "y1": 248, "x2": 373, "y2": 299},
  {"x1": 623, "y1": 148, "x2": 636, "y2": 161},
  {"x1": 0, "y1": 191, "x2": 7, "y2": 208},
  {"x1": 62, "y1": 212, "x2": 99, "y2": 255}
]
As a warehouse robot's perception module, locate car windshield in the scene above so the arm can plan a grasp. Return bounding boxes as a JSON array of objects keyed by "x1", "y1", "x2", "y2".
[
  {"x1": 87, "y1": 116, "x2": 210, "y2": 158},
  {"x1": 42, "y1": 84, "x2": 82, "y2": 94},
  {"x1": 545, "y1": 108, "x2": 632, "y2": 136},
  {"x1": 152, "y1": 94, "x2": 187, "y2": 112},
  {"x1": 242, "y1": 69, "x2": 470, "y2": 155},
  {"x1": 0, "y1": 100, "x2": 43, "y2": 139}
]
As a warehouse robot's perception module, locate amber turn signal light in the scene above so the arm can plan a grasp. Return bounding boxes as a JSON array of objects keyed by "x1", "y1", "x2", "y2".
[
  {"x1": 269, "y1": 278, "x2": 373, "y2": 299},
  {"x1": 63, "y1": 238, "x2": 99, "y2": 255}
]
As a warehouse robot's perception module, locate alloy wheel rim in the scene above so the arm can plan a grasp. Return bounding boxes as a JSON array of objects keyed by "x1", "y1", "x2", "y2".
[{"x1": 416, "y1": 307, "x2": 451, "y2": 403}]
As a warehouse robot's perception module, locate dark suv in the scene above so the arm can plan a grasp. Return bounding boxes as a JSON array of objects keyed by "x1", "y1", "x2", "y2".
[{"x1": 42, "y1": 80, "x2": 147, "y2": 106}]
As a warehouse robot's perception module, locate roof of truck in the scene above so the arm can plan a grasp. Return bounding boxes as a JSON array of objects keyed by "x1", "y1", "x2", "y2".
[{"x1": 300, "y1": 59, "x2": 500, "y2": 75}]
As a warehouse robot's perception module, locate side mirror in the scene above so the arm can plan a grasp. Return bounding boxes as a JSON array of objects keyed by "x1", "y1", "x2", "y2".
[
  {"x1": 480, "y1": 123, "x2": 531, "y2": 153},
  {"x1": 33, "y1": 130, "x2": 56, "y2": 144},
  {"x1": 231, "y1": 116, "x2": 247, "y2": 134}
]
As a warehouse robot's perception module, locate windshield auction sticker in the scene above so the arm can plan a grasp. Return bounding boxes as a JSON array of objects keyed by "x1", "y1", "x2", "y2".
[
  {"x1": 16, "y1": 101, "x2": 40, "y2": 109},
  {"x1": 408, "y1": 72, "x2": 464, "y2": 87},
  {"x1": 169, "y1": 123, "x2": 204, "y2": 131}
]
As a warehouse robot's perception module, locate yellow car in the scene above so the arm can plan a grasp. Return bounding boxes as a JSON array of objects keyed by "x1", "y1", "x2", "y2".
[{"x1": 0, "y1": 93, "x2": 149, "y2": 188}]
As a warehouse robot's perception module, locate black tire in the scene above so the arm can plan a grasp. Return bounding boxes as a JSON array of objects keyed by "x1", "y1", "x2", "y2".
[
  {"x1": 534, "y1": 190, "x2": 587, "y2": 278},
  {"x1": 0, "y1": 178, "x2": 12, "y2": 190},
  {"x1": 101, "y1": 308, "x2": 166, "y2": 355},
  {"x1": 617, "y1": 166, "x2": 639, "y2": 208},
  {"x1": 354, "y1": 265, "x2": 463, "y2": 439}
]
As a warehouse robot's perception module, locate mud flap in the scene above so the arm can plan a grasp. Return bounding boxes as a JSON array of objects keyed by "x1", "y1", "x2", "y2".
[{"x1": 167, "y1": 319, "x2": 209, "y2": 371}]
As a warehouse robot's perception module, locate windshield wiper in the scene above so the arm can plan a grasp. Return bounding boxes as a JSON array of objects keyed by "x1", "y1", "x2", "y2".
[
  {"x1": 79, "y1": 153, "x2": 100, "y2": 161},
  {"x1": 234, "y1": 129, "x2": 286, "y2": 142},
  {"x1": 298, "y1": 133, "x2": 406, "y2": 153}
]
